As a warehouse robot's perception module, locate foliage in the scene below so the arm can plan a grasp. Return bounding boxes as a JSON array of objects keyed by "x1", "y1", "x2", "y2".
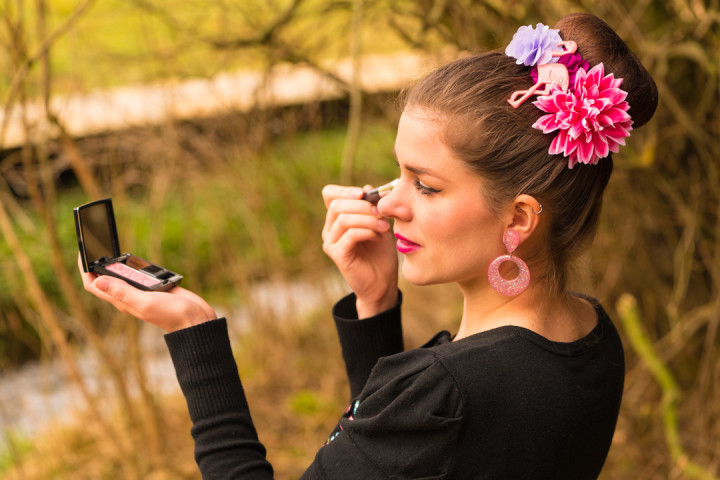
[
  {"x1": 0, "y1": 0, "x2": 415, "y2": 98},
  {"x1": 1, "y1": 0, "x2": 719, "y2": 479}
]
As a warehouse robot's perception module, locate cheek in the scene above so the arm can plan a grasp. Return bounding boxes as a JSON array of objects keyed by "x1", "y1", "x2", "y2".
[
  {"x1": 436, "y1": 211, "x2": 503, "y2": 263},
  {"x1": 432, "y1": 207, "x2": 496, "y2": 242}
]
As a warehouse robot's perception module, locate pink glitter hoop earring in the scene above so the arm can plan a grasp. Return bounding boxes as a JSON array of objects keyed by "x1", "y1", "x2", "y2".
[{"x1": 488, "y1": 229, "x2": 530, "y2": 296}]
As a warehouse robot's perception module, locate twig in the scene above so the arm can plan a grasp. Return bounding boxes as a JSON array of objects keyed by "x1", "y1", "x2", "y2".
[
  {"x1": 48, "y1": 114, "x2": 103, "y2": 199},
  {"x1": 340, "y1": 0, "x2": 363, "y2": 184},
  {"x1": 0, "y1": 195, "x2": 135, "y2": 476},
  {"x1": 26, "y1": 0, "x2": 137, "y2": 441},
  {"x1": 0, "y1": 0, "x2": 98, "y2": 148},
  {"x1": 617, "y1": 293, "x2": 719, "y2": 480},
  {"x1": 208, "y1": 0, "x2": 306, "y2": 49}
]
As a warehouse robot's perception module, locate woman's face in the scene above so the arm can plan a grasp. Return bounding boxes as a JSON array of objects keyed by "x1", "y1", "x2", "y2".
[{"x1": 378, "y1": 108, "x2": 507, "y2": 289}]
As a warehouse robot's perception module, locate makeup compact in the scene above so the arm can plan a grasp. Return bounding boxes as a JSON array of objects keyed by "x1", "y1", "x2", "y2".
[{"x1": 74, "y1": 198, "x2": 183, "y2": 292}]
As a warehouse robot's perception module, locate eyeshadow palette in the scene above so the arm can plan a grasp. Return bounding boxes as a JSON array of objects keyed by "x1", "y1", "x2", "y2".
[{"x1": 74, "y1": 198, "x2": 183, "y2": 292}]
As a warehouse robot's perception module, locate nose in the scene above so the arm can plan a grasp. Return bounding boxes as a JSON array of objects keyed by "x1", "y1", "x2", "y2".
[{"x1": 377, "y1": 180, "x2": 411, "y2": 222}]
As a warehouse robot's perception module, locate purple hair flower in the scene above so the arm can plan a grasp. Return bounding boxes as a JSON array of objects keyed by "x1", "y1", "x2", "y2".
[
  {"x1": 505, "y1": 23, "x2": 563, "y2": 66},
  {"x1": 531, "y1": 52, "x2": 589, "y2": 88}
]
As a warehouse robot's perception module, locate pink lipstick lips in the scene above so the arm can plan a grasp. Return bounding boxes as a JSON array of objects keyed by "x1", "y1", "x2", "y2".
[{"x1": 395, "y1": 233, "x2": 421, "y2": 254}]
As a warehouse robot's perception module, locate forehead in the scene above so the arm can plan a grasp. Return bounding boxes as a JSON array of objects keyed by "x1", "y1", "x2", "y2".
[{"x1": 395, "y1": 109, "x2": 472, "y2": 179}]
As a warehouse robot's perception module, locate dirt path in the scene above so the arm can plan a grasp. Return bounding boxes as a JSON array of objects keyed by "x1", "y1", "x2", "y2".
[{"x1": 1, "y1": 52, "x2": 448, "y2": 149}]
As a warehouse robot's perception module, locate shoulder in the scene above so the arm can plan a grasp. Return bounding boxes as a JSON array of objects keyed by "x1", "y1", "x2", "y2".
[
  {"x1": 360, "y1": 343, "x2": 463, "y2": 419},
  {"x1": 432, "y1": 297, "x2": 623, "y2": 363},
  {"x1": 423, "y1": 300, "x2": 625, "y2": 399},
  {"x1": 314, "y1": 345, "x2": 464, "y2": 478}
]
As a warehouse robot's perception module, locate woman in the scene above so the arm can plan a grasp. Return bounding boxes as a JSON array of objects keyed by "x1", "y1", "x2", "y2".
[{"x1": 81, "y1": 12, "x2": 657, "y2": 479}]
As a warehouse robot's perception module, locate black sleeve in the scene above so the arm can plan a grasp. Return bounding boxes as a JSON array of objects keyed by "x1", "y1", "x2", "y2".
[
  {"x1": 300, "y1": 350, "x2": 463, "y2": 480},
  {"x1": 332, "y1": 291, "x2": 404, "y2": 399},
  {"x1": 165, "y1": 318, "x2": 273, "y2": 480},
  {"x1": 165, "y1": 296, "x2": 427, "y2": 480}
]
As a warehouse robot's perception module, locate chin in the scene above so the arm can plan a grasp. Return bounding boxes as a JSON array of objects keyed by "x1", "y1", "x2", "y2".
[
  {"x1": 401, "y1": 256, "x2": 486, "y2": 288},
  {"x1": 400, "y1": 259, "x2": 444, "y2": 286}
]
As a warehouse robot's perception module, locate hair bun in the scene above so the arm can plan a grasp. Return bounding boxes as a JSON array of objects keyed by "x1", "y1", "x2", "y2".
[{"x1": 554, "y1": 13, "x2": 658, "y2": 128}]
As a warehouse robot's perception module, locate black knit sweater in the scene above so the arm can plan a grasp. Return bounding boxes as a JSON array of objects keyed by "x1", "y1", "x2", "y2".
[{"x1": 165, "y1": 292, "x2": 624, "y2": 479}]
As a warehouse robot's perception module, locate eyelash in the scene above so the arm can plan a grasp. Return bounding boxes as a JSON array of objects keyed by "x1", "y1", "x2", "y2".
[
  {"x1": 414, "y1": 180, "x2": 441, "y2": 196},
  {"x1": 394, "y1": 161, "x2": 441, "y2": 196}
]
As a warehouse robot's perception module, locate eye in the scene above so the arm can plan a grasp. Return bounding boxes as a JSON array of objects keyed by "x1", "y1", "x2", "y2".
[{"x1": 414, "y1": 180, "x2": 441, "y2": 196}]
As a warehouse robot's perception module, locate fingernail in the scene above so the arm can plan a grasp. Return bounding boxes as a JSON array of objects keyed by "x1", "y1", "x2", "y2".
[
  {"x1": 371, "y1": 206, "x2": 380, "y2": 216},
  {"x1": 95, "y1": 276, "x2": 110, "y2": 292},
  {"x1": 378, "y1": 219, "x2": 390, "y2": 231},
  {"x1": 347, "y1": 187, "x2": 363, "y2": 198}
]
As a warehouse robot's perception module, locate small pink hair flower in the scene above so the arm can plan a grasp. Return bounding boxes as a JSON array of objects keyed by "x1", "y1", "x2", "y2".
[
  {"x1": 532, "y1": 63, "x2": 633, "y2": 168},
  {"x1": 531, "y1": 52, "x2": 589, "y2": 91}
]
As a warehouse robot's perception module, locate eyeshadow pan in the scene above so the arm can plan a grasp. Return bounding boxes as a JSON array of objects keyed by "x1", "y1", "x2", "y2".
[
  {"x1": 126, "y1": 255, "x2": 151, "y2": 270},
  {"x1": 105, "y1": 262, "x2": 161, "y2": 288}
]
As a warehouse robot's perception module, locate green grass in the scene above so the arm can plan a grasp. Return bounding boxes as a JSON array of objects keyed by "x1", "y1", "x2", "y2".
[
  {"x1": 0, "y1": 431, "x2": 32, "y2": 474},
  {"x1": 0, "y1": 116, "x2": 399, "y2": 321}
]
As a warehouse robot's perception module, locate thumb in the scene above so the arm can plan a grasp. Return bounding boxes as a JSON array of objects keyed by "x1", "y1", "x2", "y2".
[{"x1": 94, "y1": 276, "x2": 129, "y2": 303}]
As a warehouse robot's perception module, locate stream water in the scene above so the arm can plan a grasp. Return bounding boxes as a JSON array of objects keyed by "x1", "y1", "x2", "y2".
[{"x1": 0, "y1": 275, "x2": 346, "y2": 454}]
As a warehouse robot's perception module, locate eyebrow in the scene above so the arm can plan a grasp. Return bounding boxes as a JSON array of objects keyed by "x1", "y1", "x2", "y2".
[
  {"x1": 393, "y1": 147, "x2": 439, "y2": 178},
  {"x1": 405, "y1": 164, "x2": 435, "y2": 176}
]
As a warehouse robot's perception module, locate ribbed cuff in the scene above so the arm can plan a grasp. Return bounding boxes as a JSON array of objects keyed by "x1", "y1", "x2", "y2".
[{"x1": 164, "y1": 318, "x2": 250, "y2": 422}]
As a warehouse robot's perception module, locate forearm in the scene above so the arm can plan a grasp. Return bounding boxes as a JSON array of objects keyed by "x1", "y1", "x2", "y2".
[{"x1": 165, "y1": 318, "x2": 273, "y2": 480}]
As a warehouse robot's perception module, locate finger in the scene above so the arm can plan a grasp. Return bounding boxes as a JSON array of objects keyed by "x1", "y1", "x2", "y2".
[
  {"x1": 323, "y1": 223, "x2": 391, "y2": 262},
  {"x1": 322, "y1": 198, "x2": 382, "y2": 240},
  {"x1": 324, "y1": 212, "x2": 390, "y2": 246},
  {"x1": 325, "y1": 198, "x2": 379, "y2": 227},
  {"x1": 335, "y1": 226, "x2": 387, "y2": 248},
  {"x1": 80, "y1": 271, "x2": 99, "y2": 293},
  {"x1": 322, "y1": 184, "x2": 364, "y2": 208},
  {"x1": 324, "y1": 226, "x2": 385, "y2": 259},
  {"x1": 77, "y1": 253, "x2": 95, "y2": 279},
  {"x1": 89, "y1": 275, "x2": 150, "y2": 318},
  {"x1": 79, "y1": 256, "x2": 100, "y2": 290}
]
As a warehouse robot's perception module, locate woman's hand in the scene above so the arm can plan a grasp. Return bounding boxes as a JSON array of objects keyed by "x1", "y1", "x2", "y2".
[
  {"x1": 79, "y1": 256, "x2": 217, "y2": 332},
  {"x1": 322, "y1": 184, "x2": 398, "y2": 318}
]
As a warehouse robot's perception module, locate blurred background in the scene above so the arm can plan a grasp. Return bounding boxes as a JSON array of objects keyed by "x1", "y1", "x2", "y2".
[{"x1": 0, "y1": 0, "x2": 718, "y2": 478}]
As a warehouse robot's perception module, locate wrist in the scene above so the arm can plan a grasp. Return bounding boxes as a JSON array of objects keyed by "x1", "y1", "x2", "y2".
[
  {"x1": 168, "y1": 306, "x2": 217, "y2": 333},
  {"x1": 356, "y1": 288, "x2": 399, "y2": 319}
]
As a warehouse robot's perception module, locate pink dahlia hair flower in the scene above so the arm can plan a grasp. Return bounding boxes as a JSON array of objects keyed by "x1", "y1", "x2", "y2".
[{"x1": 532, "y1": 63, "x2": 633, "y2": 168}]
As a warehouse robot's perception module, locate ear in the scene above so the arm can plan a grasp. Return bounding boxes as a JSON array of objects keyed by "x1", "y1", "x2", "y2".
[{"x1": 505, "y1": 194, "x2": 543, "y2": 244}]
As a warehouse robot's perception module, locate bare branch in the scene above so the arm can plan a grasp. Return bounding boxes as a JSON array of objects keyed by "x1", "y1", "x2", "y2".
[
  {"x1": 209, "y1": 0, "x2": 306, "y2": 49},
  {"x1": 1, "y1": 0, "x2": 98, "y2": 148}
]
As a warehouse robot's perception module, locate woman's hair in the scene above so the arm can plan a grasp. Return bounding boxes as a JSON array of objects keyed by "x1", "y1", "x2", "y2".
[{"x1": 399, "y1": 13, "x2": 658, "y2": 295}]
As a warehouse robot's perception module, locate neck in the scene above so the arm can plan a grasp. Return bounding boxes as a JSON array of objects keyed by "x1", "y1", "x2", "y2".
[{"x1": 454, "y1": 279, "x2": 557, "y2": 341}]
